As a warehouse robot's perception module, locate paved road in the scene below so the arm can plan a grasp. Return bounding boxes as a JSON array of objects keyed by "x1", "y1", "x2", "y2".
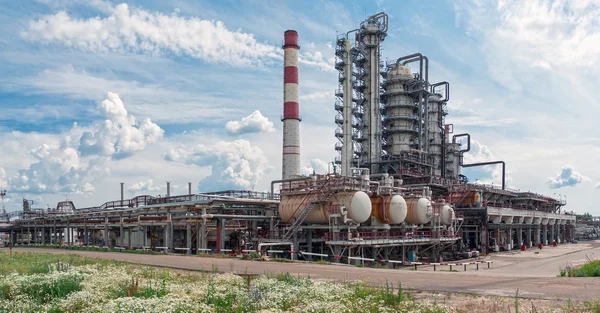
[{"x1": 6, "y1": 247, "x2": 600, "y2": 301}]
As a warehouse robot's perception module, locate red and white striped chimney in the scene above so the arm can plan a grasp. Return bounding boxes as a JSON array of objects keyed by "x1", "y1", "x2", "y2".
[{"x1": 282, "y1": 30, "x2": 301, "y2": 179}]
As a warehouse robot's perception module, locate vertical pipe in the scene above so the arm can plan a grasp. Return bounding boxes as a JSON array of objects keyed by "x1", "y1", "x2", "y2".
[
  {"x1": 188, "y1": 182, "x2": 192, "y2": 195},
  {"x1": 120, "y1": 183, "x2": 124, "y2": 201},
  {"x1": 282, "y1": 30, "x2": 301, "y2": 179},
  {"x1": 166, "y1": 181, "x2": 171, "y2": 197}
]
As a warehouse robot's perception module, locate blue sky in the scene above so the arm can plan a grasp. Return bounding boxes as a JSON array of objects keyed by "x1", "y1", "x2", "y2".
[{"x1": 0, "y1": 0, "x2": 599, "y2": 214}]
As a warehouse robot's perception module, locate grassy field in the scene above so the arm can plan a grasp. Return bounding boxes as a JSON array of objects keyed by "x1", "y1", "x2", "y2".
[
  {"x1": 561, "y1": 260, "x2": 600, "y2": 277},
  {"x1": 1, "y1": 251, "x2": 599, "y2": 312},
  {"x1": 0, "y1": 251, "x2": 456, "y2": 313}
]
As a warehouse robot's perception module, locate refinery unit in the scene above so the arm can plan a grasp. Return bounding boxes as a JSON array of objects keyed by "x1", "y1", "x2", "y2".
[{"x1": 0, "y1": 12, "x2": 576, "y2": 264}]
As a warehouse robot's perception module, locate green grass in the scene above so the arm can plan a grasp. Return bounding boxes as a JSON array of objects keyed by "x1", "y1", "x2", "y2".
[
  {"x1": 568, "y1": 260, "x2": 600, "y2": 277},
  {"x1": 19, "y1": 245, "x2": 161, "y2": 255},
  {"x1": 0, "y1": 251, "x2": 122, "y2": 275}
]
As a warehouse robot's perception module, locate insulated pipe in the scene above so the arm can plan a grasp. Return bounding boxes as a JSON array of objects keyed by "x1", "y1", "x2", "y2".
[
  {"x1": 200, "y1": 214, "x2": 273, "y2": 220},
  {"x1": 431, "y1": 81, "x2": 450, "y2": 102},
  {"x1": 396, "y1": 53, "x2": 428, "y2": 84},
  {"x1": 366, "y1": 12, "x2": 388, "y2": 32}
]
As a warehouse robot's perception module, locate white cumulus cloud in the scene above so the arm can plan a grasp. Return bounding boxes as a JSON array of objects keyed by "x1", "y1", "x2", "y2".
[
  {"x1": 546, "y1": 165, "x2": 590, "y2": 189},
  {"x1": 225, "y1": 110, "x2": 275, "y2": 135},
  {"x1": 128, "y1": 179, "x2": 161, "y2": 193},
  {"x1": 163, "y1": 139, "x2": 271, "y2": 192},
  {"x1": 79, "y1": 92, "x2": 164, "y2": 159},
  {"x1": 595, "y1": 181, "x2": 600, "y2": 189},
  {"x1": 6, "y1": 92, "x2": 162, "y2": 195},
  {"x1": 0, "y1": 168, "x2": 7, "y2": 189},
  {"x1": 302, "y1": 158, "x2": 329, "y2": 175},
  {"x1": 22, "y1": 3, "x2": 335, "y2": 71}
]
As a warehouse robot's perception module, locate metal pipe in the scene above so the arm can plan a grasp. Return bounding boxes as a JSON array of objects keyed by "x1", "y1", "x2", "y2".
[
  {"x1": 431, "y1": 81, "x2": 449, "y2": 102},
  {"x1": 452, "y1": 133, "x2": 470, "y2": 153},
  {"x1": 188, "y1": 182, "x2": 192, "y2": 195},
  {"x1": 166, "y1": 181, "x2": 171, "y2": 197},
  {"x1": 120, "y1": 183, "x2": 124, "y2": 201},
  {"x1": 270, "y1": 177, "x2": 310, "y2": 200},
  {"x1": 200, "y1": 214, "x2": 273, "y2": 220},
  {"x1": 461, "y1": 161, "x2": 506, "y2": 190}
]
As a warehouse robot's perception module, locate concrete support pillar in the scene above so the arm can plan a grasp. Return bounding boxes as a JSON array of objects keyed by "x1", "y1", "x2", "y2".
[
  {"x1": 481, "y1": 224, "x2": 488, "y2": 254},
  {"x1": 84, "y1": 226, "x2": 88, "y2": 246},
  {"x1": 526, "y1": 227, "x2": 532, "y2": 247},
  {"x1": 50, "y1": 226, "x2": 55, "y2": 245},
  {"x1": 517, "y1": 227, "x2": 522, "y2": 246},
  {"x1": 550, "y1": 225, "x2": 555, "y2": 244},
  {"x1": 169, "y1": 220, "x2": 174, "y2": 253},
  {"x1": 142, "y1": 226, "x2": 147, "y2": 248},
  {"x1": 128, "y1": 227, "x2": 132, "y2": 248},
  {"x1": 120, "y1": 218, "x2": 124, "y2": 248},
  {"x1": 306, "y1": 230, "x2": 313, "y2": 261},
  {"x1": 200, "y1": 221, "x2": 207, "y2": 250},
  {"x1": 186, "y1": 222, "x2": 192, "y2": 255},
  {"x1": 543, "y1": 225, "x2": 548, "y2": 245},
  {"x1": 104, "y1": 218, "x2": 109, "y2": 247},
  {"x1": 508, "y1": 228, "x2": 513, "y2": 250},
  {"x1": 535, "y1": 226, "x2": 541, "y2": 245},
  {"x1": 292, "y1": 232, "x2": 299, "y2": 260},
  {"x1": 216, "y1": 218, "x2": 224, "y2": 253}
]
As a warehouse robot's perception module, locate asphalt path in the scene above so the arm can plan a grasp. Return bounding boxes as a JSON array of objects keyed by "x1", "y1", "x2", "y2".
[{"x1": 6, "y1": 246, "x2": 600, "y2": 301}]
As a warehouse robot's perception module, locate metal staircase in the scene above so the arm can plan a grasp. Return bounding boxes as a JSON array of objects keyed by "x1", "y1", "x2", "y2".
[{"x1": 282, "y1": 177, "x2": 335, "y2": 240}]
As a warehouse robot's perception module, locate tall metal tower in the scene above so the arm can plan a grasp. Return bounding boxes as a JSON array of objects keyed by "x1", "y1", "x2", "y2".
[
  {"x1": 334, "y1": 12, "x2": 388, "y2": 175},
  {"x1": 0, "y1": 190, "x2": 6, "y2": 215}
]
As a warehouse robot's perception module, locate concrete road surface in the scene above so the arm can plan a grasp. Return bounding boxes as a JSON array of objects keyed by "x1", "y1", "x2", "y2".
[{"x1": 5, "y1": 245, "x2": 600, "y2": 301}]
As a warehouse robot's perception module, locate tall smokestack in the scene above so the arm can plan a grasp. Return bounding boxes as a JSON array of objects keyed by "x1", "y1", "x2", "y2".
[
  {"x1": 166, "y1": 181, "x2": 171, "y2": 197},
  {"x1": 120, "y1": 183, "x2": 124, "y2": 201},
  {"x1": 282, "y1": 30, "x2": 301, "y2": 180},
  {"x1": 188, "y1": 182, "x2": 192, "y2": 195}
]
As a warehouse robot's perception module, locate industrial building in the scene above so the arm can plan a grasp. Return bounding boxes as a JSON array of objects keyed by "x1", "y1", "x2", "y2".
[{"x1": 0, "y1": 12, "x2": 576, "y2": 264}]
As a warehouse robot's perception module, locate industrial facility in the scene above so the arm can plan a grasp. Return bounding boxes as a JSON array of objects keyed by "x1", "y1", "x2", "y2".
[{"x1": 0, "y1": 12, "x2": 576, "y2": 264}]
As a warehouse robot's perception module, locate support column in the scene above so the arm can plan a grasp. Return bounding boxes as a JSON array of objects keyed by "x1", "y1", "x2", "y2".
[
  {"x1": 550, "y1": 224, "x2": 555, "y2": 245},
  {"x1": 517, "y1": 227, "x2": 522, "y2": 246},
  {"x1": 200, "y1": 220, "x2": 207, "y2": 250},
  {"x1": 104, "y1": 218, "x2": 109, "y2": 247},
  {"x1": 526, "y1": 227, "x2": 532, "y2": 247},
  {"x1": 216, "y1": 218, "x2": 223, "y2": 253},
  {"x1": 128, "y1": 227, "x2": 132, "y2": 249},
  {"x1": 84, "y1": 225, "x2": 88, "y2": 246},
  {"x1": 306, "y1": 230, "x2": 313, "y2": 261},
  {"x1": 507, "y1": 228, "x2": 512, "y2": 250},
  {"x1": 142, "y1": 226, "x2": 147, "y2": 248},
  {"x1": 535, "y1": 226, "x2": 541, "y2": 246},
  {"x1": 292, "y1": 232, "x2": 298, "y2": 260},
  {"x1": 186, "y1": 222, "x2": 192, "y2": 255},
  {"x1": 480, "y1": 223, "x2": 488, "y2": 254},
  {"x1": 120, "y1": 218, "x2": 124, "y2": 248}
]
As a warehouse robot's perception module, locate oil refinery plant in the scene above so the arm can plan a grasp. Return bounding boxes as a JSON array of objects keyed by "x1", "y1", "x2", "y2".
[{"x1": 0, "y1": 12, "x2": 576, "y2": 264}]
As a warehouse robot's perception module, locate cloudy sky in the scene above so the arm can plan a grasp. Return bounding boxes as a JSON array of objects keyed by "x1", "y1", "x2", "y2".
[{"x1": 0, "y1": 0, "x2": 599, "y2": 215}]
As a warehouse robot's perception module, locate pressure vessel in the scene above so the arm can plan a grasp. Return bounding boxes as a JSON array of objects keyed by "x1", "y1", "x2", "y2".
[
  {"x1": 370, "y1": 195, "x2": 407, "y2": 224},
  {"x1": 405, "y1": 197, "x2": 433, "y2": 224},
  {"x1": 278, "y1": 191, "x2": 372, "y2": 224}
]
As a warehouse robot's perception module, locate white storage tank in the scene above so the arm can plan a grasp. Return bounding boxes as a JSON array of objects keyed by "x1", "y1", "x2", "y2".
[
  {"x1": 371, "y1": 195, "x2": 407, "y2": 224},
  {"x1": 278, "y1": 191, "x2": 372, "y2": 224},
  {"x1": 440, "y1": 205, "x2": 454, "y2": 225},
  {"x1": 405, "y1": 197, "x2": 433, "y2": 225}
]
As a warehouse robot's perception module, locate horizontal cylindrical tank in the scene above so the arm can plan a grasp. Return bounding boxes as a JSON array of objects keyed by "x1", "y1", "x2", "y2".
[
  {"x1": 449, "y1": 190, "x2": 482, "y2": 207},
  {"x1": 440, "y1": 205, "x2": 454, "y2": 225},
  {"x1": 371, "y1": 195, "x2": 407, "y2": 224},
  {"x1": 278, "y1": 191, "x2": 372, "y2": 224},
  {"x1": 405, "y1": 197, "x2": 433, "y2": 225}
]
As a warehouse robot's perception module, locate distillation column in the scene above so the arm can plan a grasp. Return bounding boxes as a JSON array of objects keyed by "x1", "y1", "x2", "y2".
[
  {"x1": 356, "y1": 13, "x2": 387, "y2": 172},
  {"x1": 282, "y1": 30, "x2": 301, "y2": 179},
  {"x1": 341, "y1": 39, "x2": 354, "y2": 176}
]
